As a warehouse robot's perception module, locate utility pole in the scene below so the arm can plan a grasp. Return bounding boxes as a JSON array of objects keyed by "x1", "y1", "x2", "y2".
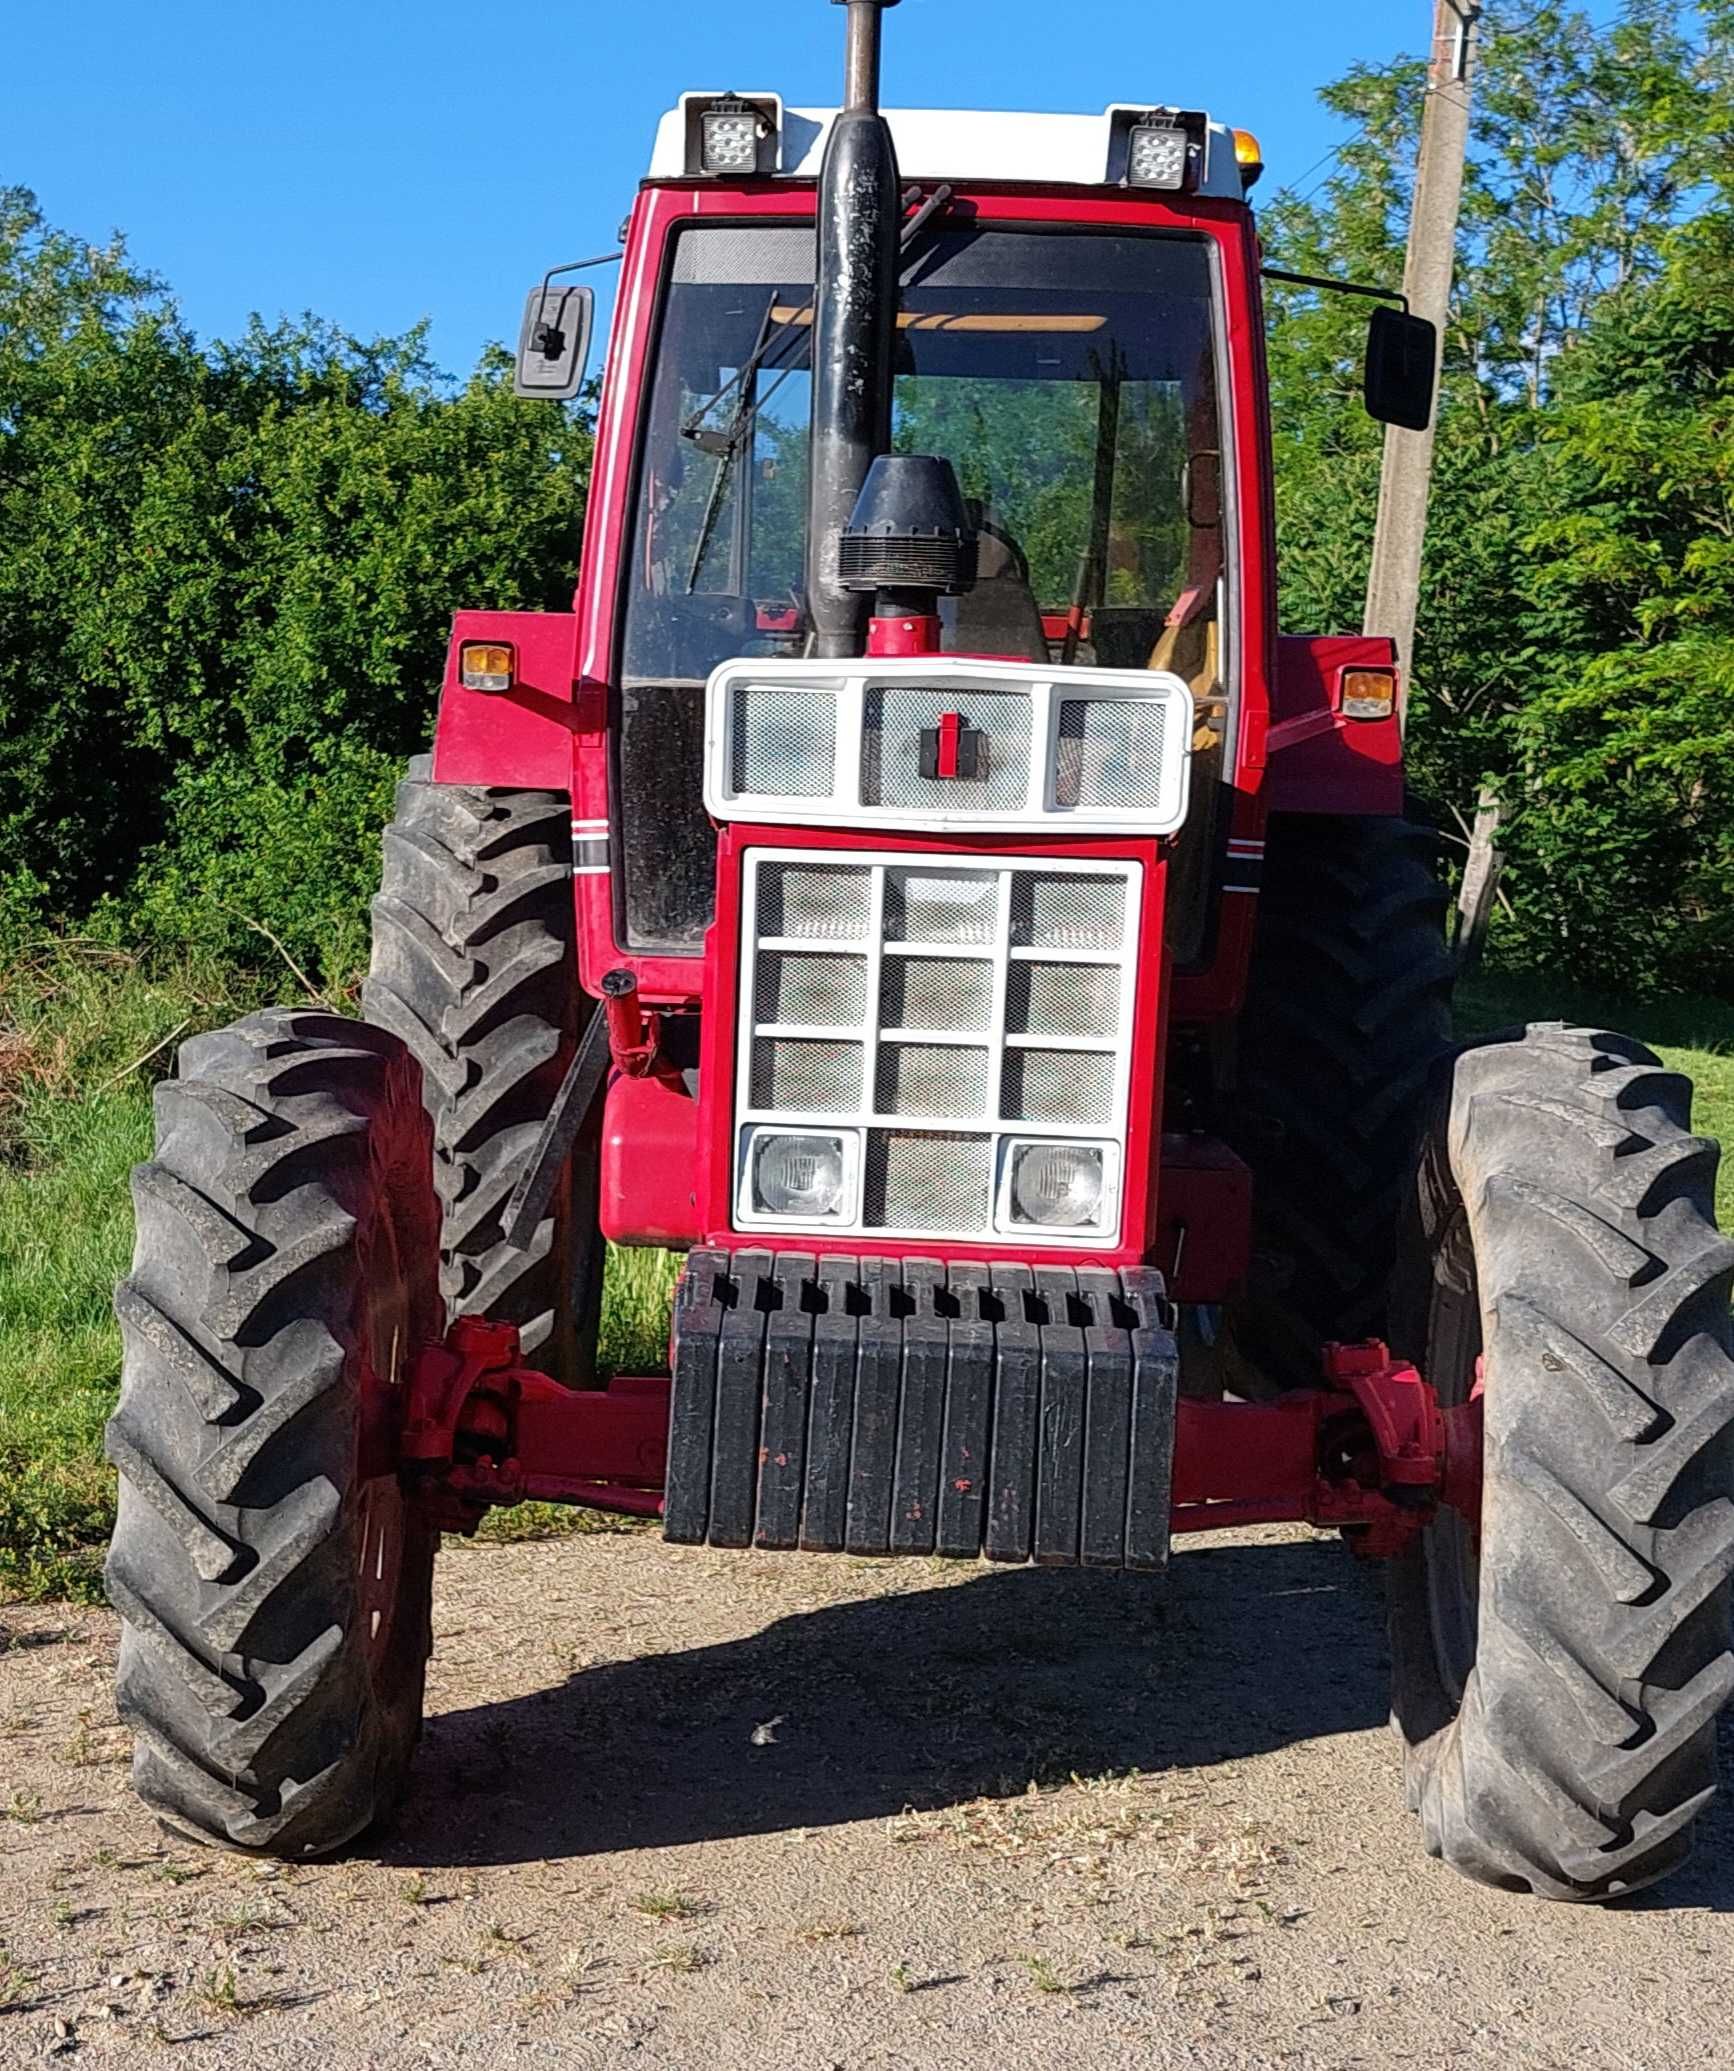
[
  {"x1": 1364, "y1": 0, "x2": 1480, "y2": 701},
  {"x1": 1364, "y1": 2, "x2": 1496, "y2": 967}
]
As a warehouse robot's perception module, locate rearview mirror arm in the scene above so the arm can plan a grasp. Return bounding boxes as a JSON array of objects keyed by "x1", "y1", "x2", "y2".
[{"x1": 1260, "y1": 266, "x2": 1409, "y2": 313}]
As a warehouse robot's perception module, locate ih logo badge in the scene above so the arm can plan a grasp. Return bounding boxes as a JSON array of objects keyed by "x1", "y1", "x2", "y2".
[{"x1": 919, "y1": 710, "x2": 988, "y2": 781}]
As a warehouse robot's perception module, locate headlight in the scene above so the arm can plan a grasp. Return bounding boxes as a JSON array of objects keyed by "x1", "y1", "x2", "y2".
[
  {"x1": 753, "y1": 1132, "x2": 847, "y2": 1218},
  {"x1": 1009, "y1": 1142, "x2": 1106, "y2": 1229},
  {"x1": 1127, "y1": 121, "x2": 1189, "y2": 191}
]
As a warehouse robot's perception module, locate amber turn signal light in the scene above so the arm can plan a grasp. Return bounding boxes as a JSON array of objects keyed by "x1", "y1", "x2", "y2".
[
  {"x1": 1232, "y1": 129, "x2": 1265, "y2": 190},
  {"x1": 1340, "y1": 667, "x2": 1398, "y2": 721},
  {"x1": 460, "y1": 641, "x2": 516, "y2": 694}
]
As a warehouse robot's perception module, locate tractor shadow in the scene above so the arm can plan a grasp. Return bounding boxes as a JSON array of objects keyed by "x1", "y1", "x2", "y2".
[{"x1": 396, "y1": 1534, "x2": 1399, "y2": 1871}]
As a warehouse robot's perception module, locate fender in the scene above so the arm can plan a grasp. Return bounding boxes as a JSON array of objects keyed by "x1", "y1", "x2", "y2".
[
  {"x1": 1265, "y1": 633, "x2": 1403, "y2": 816},
  {"x1": 430, "y1": 608, "x2": 598, "y2": 791}
]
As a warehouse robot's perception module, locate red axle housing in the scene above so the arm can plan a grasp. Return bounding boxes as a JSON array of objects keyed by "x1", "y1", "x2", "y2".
[{"x1": 391, "y1": 1323, "x2": 1482, "y2": 1557}]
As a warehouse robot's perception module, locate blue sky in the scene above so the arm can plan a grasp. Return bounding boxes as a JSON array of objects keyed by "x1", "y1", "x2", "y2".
[{"x1": 14, "y1": 1, "x2": 1608, "y2": 376}]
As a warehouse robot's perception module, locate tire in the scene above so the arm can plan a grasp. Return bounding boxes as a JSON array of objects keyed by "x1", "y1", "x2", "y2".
[
  {"x1": 363, "y1": 757, "x2": 602, "y2": 1384},
  {"x1": 1224, "y1": 814, "x2": 1455, "y2": 1391},
  {"x1": 1389, "y1": 1022, "x2": 1734, "y2": 1900},
  {"x1": 106, "y1": 1010, "x2": 444, "y2": 1857}
]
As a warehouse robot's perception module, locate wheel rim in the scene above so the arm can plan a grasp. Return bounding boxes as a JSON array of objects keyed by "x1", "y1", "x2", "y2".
[{"x1": 1421, "y1": 1209, "x2": 1482, "y2": 1703}]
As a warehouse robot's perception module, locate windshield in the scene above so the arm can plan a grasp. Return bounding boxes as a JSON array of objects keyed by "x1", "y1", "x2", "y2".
[{"x1": 616, "y1": 221, "x2": 1230, "y2": 954}]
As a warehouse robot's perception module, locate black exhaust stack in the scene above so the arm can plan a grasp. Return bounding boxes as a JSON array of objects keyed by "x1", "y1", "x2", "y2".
[{"x1": 806, "y1": 0, "x2": 904, "y2": 660}]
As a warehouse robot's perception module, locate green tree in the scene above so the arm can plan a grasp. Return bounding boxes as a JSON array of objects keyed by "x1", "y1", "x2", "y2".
[
  {"x1": 1261, "y1": 1, "x2": 1734, "y2": 993},
  {"x1": 0, "y1": 187, "x2": 592, "y2": 983}
]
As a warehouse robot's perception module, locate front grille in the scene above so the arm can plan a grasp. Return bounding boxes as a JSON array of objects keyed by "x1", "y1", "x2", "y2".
[
  {"x1": 707, "y1": 656, "x2": 1194, "y2": 838},
  {"x1": 736, "y1": 849, "x2": 1139, "y2": 1243}
]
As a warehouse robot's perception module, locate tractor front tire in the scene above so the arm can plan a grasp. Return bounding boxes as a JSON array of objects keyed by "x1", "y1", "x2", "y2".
[
  {"x1": 1225, "y1": 813, "x2": 1455, "y2": 1391},
  {"x1": 363, "y1": 758, "x2": 601, "y2": 1384},
  {"x1": 1389, "y1": 1023, "x2": 1734, "y2": 1900},
  {"x1": 106, "y1": 1011, "x2": 444, "y2": 1857}
]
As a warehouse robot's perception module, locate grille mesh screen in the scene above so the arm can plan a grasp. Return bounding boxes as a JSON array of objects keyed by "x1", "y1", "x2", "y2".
[
  {"x1": 876, "y1": 1043, "x2": 990, "y2": 1120},
  {"x1": 1054, "y1": 699, "x2": 1168, "y2": 810},
  {"x1": 1010, "y1": 874, "x2": 1126, "y2": 951},
  {"x1": 881, "y1": 956, "x2": 993, "y2": 1033},
  {"x1": 1003, "y1": 1049, "x2": 1115, "y2": 1125},
  {"x1": 884, "y1": 868, "x2": 999, "y2": 944},
  {"x1": 751, "y1": 1038, "x2": 863, "y2": 1111},
  {"x1": 740, "y1": 854, "x2": 1135, "y2": 1239},
  {"x1": 730, "y1": 686, "x2": 838, "y2": 797},
  {"x1": 758, "y1": 862, "x2": 871, "y2": 941},
  {"x1": 861, "y1": 689, "x2": 1031, "y2": 810},
  {"x1": 755, "y1": 952, "x2": 867, "y2": 1027},
  {"x1": 864, "y1": 1131, "x2": 993, "y2": 1232},
  {"x1": 1008, "y1": 962, "x2": 1121, "y2": 1039}
]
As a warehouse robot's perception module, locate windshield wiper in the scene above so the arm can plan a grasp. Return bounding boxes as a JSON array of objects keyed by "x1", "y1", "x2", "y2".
[
  {"x1": 679, "y1": 184, "x2": 959, "y2": 592},
  {"x1": 680, "y1": 183, "x2": 957, "y2": 460}
]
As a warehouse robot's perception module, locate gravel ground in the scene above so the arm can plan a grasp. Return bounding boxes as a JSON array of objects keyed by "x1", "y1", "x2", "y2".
[{"x1": 3, "y1": 1524, "x2": 1733, "y2": 2070}]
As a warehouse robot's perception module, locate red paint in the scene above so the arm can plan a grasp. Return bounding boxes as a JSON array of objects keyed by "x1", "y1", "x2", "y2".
[
  {"x1": 936, "y1": 709, "x2": 962, "y2": 778},
  {"x1": 601, "y1": 1068, "x2": 703, "y2": 1247},
  {"x1": 867, "y1": 612, "x2": 943, "y2": 657},
  {"x1": 1156, "y1": 1136, "x2": 1252, "y2": 1301},
  {"x1": 431, "y1": 611, "x2": 591, "y2": 790},
  {"x1": 696, "y1": 819, "x2": 1169, "y2": 1269},
  {"x1": 602, "y1": 977, "x2": 662, "y2": 1078},
  {"x1": 1264, "y1": 634, "x2": 1403, "y2": 817}
]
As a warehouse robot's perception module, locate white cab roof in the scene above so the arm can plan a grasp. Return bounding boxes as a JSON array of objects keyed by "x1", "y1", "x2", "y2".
[{"x1": 650, "y1": 99, "x2": 1248, "y2": 199}]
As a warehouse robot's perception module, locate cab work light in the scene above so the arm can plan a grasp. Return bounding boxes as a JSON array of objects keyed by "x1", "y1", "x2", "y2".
[
  {"x1": 1111, "y1": 106, "x2": 1208, "y2": 192},
  {"x1": 682, "y1": 93, "x2": 781, "y2": 176},
  {"x1": 1340, "y1": 667, "x2": 1398, "y2": 721},
  {"x1": 1127, "y1": 118, "x2": 1188, "y2": 190},
  {"x1": 459, "y1": 642, "x2": 516, "y2": 695}
]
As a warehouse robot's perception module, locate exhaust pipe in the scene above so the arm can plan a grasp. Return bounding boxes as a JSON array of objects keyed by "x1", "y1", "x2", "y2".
[{"x1": 806, "y1": 0, "x2": 903, "y2": 660}]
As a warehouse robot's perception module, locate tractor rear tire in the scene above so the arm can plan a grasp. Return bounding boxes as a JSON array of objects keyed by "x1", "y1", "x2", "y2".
[
  {"x1": 363, "y1": 757, "x2": 602, "y2": 1385},
  {"x1": 1225, "y1": 814, "x2": 1454, "y2": 1391},
  {"x1": 106, "y1": 1011, "x2": 444, "y2": 1856},
  {"x1": 1389, "y1": 1023, "x2": 1734, "y2": 1900}
]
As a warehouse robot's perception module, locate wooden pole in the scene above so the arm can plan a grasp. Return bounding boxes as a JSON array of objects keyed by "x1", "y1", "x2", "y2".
[{"x1": 1364, "y1": 0, "x2": 1480, "y2": 710}]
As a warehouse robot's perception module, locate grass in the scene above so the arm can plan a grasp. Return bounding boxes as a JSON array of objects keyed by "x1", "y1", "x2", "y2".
[
  {"x1": 1, "y1": 938, "x2": 1730, "y2": 1604},
  {"x1": 0, "y1": 943, "x2": 678, "y2": 1603},
  {"x1": 1456, "y1": 969, "x2": 1734, "y2": 1227}
]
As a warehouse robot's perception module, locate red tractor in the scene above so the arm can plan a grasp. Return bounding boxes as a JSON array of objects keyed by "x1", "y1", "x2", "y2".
[{"x1": 106, "y1": 0, "x2": 1734, "y2": 1900}]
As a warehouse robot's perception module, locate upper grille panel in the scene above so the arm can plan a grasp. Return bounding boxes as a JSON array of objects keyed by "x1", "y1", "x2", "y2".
[{"x1": 707, "y1": 656, "x2": 1193, "y2": 837}]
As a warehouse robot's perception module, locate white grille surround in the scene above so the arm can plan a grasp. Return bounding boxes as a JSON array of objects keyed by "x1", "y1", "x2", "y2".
[
  {"x1": 705, "y1": 655, "x2": 1193, "y2": 836},
  {"x1": 734, "y1": 848, "x2": 1141, "y2": 1247}
]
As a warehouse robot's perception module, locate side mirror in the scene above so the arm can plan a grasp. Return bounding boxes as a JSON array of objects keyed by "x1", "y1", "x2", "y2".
[
  {"x1": 1365, "y1": 305, "x2": 1437, "y2": 432},
  {"x1": 514, "y1": 281, "x2": 594, "y2": 401}
]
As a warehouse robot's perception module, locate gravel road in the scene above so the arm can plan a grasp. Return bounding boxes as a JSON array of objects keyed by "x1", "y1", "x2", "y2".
[{"x1": 3, "y1": 1523, "x2": 1733, "y2": 2069}]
